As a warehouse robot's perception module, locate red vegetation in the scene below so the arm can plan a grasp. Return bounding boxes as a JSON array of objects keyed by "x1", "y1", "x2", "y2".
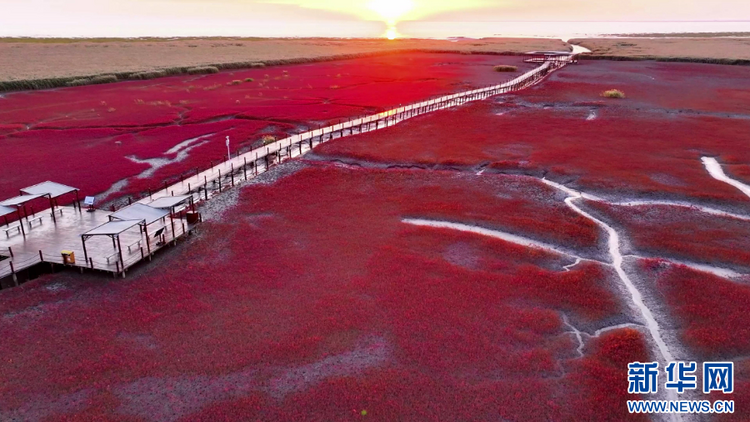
[
  {"x1": 644, "y1": 260, "x2": 750, "y2": 358},
  {"x1": 315, "y1": 61, "x2": 750, "y2": 208},
  {"x1": 718, "y1": 359, "x2": 750, "y2": 422},
  {"x1": 639, "y1": 261, "x2": 750, "y2": 420},
  {"x1": 562, "y1": 328, "x2": 651, "y2": 421},
  {"x1": 518, "y1": 60, "x2": 750, "y2": 115},
  {"x1": 0, "y1": 54, "x2": 531, "y2": 201},
  {"x1": 0, "y1": 128, "x2": 149, "y2": 200},
  {"x1": 586, "y1": 201, "x2": 750, "y2": 268},
  {"x1": 0, "y1": 166, "x2": 643, "y2": 420}
]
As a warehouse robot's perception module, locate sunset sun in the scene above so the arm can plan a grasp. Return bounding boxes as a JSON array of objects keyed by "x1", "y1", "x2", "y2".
[{"x1": 367, "y1": 0, "x2": 414, "y2": 25}]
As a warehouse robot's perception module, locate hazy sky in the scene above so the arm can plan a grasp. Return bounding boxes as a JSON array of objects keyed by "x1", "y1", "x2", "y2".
[{"x1": 1, "y1": 0, "x2": 748, "y2": 38}]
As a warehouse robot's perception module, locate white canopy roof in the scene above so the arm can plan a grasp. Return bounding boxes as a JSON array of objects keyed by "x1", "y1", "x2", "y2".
[
  {"x1": 21, "y1": 181, "x2": 78, "y2": 198},
  {"x1": 82, "y1": 220, "x2": 143, "y2": 237},
  {"x1": 0, "y1": 205, "x2": 16, "y2": 218},
  {"x1": 148, "y1": 195, "x2": 191, "y2": 209},
  {"x1": 0, "y1": 194, "x2": 46, "y2": 207},
  {"x1": 110, "y1": 203, "x2": 169, "y2": 225}
]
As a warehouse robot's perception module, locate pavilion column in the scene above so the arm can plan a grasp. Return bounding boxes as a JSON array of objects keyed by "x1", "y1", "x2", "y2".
[
  {"x1": 116, "y1": 235, "x2": 125, "y2": 274},
  {"x1": 170, "y1": 213, "x2": 176, "y2": 243},
  {"x1": 82, "y1": 236, "x2": 89, "y2": 264},
  {"x1": 17, "y1": 209, "x2": 26, "y2": 238},
  {"x1": 49, "y1": 195, "x2": 57, "y2": 223},
  {"x1": 144, "y1": 224, "x2": 152, "y2": 260}
]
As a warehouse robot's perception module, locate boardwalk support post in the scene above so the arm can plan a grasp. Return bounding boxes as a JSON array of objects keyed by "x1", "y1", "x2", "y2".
[{"x1": 10, "y1": 261, "x2": 17, "y2": 285}]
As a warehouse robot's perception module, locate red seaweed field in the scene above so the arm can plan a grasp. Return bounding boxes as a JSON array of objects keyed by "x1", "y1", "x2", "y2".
[
  {"x1": 315, "y1": 60, "x2": 750, "y2": 209},
  {"x1": 0, "y1": 166, "x2": 649, "y2": 420},
  {"x1": 1, "y1": 56, "x2": 750, "y2": 420},
  {"x1": 0, "y1": 53, "x2": 533, "y2": 203},
  {"x1": 635, "y1": 261, "x2": 750, "y2": 419}
]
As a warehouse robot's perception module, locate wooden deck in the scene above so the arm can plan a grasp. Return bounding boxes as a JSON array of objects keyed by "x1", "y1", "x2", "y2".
[{"x1": 0, "y1": 206, "x2": 190, "y2": 281}]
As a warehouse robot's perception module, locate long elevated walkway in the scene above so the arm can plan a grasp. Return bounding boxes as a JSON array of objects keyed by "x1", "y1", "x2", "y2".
[
  {"x1": 0, "y1": 53, "x2": 576, "y2": 287},
  {"x1": 141, "y1": 55, "x2": 574, "y2": 209}
]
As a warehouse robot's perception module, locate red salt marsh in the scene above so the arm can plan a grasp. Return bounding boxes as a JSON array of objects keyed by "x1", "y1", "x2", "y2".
[
  {"x1": 584, "y1": 201, "x2": 750, "y2": 269},
  {"x1": 2, "y1": 54, "x2": 750, "y2": 421},
  {"x1": 0, "y1": 166, "x2": 646, "y2": 420},
  {"x1": 638, "y1": 261, "x2": 750, "y2": 420},
  {"x1": 314, "y1": 60, "x2": 750, "y2": 208},
  {"x1": 518, "y1": 60, "x2": 750, "y2": 115},
  {"x1": 0, "y1": 53, "x2": 533, "y2": 202}
]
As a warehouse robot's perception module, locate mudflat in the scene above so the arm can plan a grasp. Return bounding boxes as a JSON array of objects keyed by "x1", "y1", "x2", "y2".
[
  {"x1": 571, "y1": 37, "x2": 750, "y2": 61},
  {"x1": 0, "y1": 37, "x2": 568, "y2": 82}
]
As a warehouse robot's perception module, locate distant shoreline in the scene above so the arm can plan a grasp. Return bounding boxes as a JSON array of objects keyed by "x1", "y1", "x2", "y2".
[
  {"x1": 2, "y1": 31, "x2": 750, "y2": 42},
  {"x1": 602, "y1": 32, "x2": 750, "y2": 38},
  {"x1": 1, "y1": 36, "x2": 748, "y2": 92},
  {"x1": 0, "y1": 37, "x2": 568, "y2": 92}
]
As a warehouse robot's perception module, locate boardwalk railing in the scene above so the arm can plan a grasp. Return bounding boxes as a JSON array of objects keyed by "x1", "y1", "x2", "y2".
[
  {"x1": 0, "y1": 55, "x2": 574, "y2": 286},
  {"x1": 0, "y1": 218, "x2": 189, "y2": 284},
  {"x1": 138, "y1": 56, "x2": 573, "y2": 207}
]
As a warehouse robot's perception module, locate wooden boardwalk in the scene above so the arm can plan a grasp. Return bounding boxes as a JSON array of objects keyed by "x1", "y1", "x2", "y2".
[
  {"x1": 143, "y1": 57, "x2": 573, "y2": 207},
  {"x1": 0, "y1": 53, "x2": 575, "y2": 287}
]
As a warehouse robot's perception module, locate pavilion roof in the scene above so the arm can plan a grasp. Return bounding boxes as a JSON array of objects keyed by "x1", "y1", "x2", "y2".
[{"x1": 21, "y1": 181, "x2": 78, "y2": 198}]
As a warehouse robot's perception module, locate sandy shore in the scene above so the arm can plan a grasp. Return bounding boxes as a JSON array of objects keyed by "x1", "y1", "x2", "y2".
[
  {"x1": 0, "y1": 37, "x2": 567, "y2": 84},
  {"x1": 571, "y1": 37, "x2": 750, "y2": 62}
]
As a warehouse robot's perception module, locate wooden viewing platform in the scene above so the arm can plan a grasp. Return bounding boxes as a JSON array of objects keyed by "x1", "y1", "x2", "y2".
[{"x1": 0, "y1": 202, "x2": 192, "y2": 286}]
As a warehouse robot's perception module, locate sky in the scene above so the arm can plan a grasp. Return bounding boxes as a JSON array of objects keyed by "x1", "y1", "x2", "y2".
[{"x1": 1, "y1": 0, "x2": 749, "y2": 38}]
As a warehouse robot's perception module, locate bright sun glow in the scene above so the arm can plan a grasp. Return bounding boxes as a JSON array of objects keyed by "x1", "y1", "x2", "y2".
[
  {"x1": 262, "y1": 0, "x2": 493, "y2": 38},
  {"x1": 367, "y1": 0, "x2": 414, "y2": 25},
  {"x1": 385, "y1": 26, "x2": 399, "y2": 40}
]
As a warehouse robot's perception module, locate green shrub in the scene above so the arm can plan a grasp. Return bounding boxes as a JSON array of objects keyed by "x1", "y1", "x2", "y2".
[
  {"x1": 261, "y1": 135, "x2": 276, "y2": 145},
  {"x1": 90, "y1": 74, "x2": 117, "y2": 84},
  {"x1": 602, "y1": 89, "x2": 626, "y2": 99},
  {"x1": 129, "y1": 70, "x2": 167, "y2": 80},
  {"x1": 66, "y1": 78, "x2": 91, "y2": 87},
  {"x1": 493, "y1": 65, "x2": 518, "y2": 72},
  {"x1": 187, "y1": 66, "x2": 220, "y2": 75}
]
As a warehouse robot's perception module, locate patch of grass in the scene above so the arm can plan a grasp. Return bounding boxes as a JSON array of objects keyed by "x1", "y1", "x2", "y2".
[
  {"x1": 244, "y1": 78, "x2": 254, "y2": 82},
  {"x1": 66, "y1": 78, "x2": 91, "y2": 87},
  {"x1": 64, "y1": 75, "x2": 113, "y2": 86},
  {"x1": 186, "y1": 66, "x2": 220, "y2": 75},
  {"x1": 601, "y1": 89, "x2": 626, "y2": 99},
  {"x1": 90, "y1": 74, "x2": 118, "y2": 84},
  {"x1": 130, "y1": 70, "x2": 167, "y2": 80},
  {"x1": 261, "y1": 135, "x2": 276, "y2": 145},
  {"x1": 493, "y1": 65, "x2": 518, "y2": 72},
  {"x1": 228, "y1": 80, "x2": 242, "y2": 86}
]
